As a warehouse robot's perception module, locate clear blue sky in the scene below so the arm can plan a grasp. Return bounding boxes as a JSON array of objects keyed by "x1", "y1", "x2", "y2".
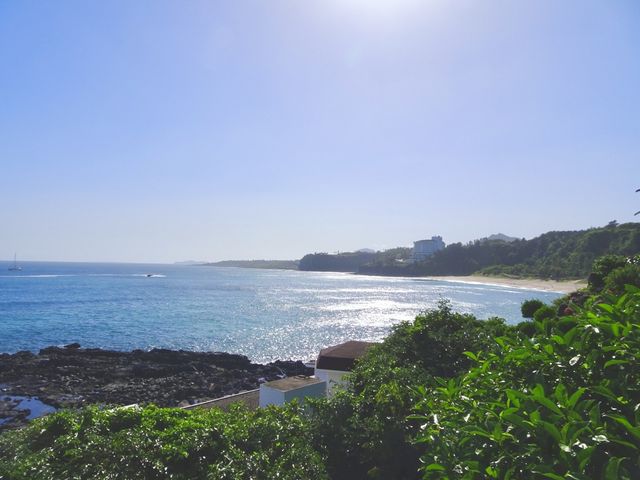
[{"x1": 1, "y1": 0, "x2": 639, "y2": 263}]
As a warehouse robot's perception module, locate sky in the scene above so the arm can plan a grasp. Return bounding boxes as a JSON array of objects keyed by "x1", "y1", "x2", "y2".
[{"x1": 1, "y1": 0, "x2": 639, "y2": 263}]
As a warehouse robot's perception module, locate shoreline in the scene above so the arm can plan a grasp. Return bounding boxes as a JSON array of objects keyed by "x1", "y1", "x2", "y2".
[
  {"x1": 421, "y1": 275, "x2": 586, "y2": 294},
  {"x1": 0, "y1": 345, "x2": 312, "y2": 431}
]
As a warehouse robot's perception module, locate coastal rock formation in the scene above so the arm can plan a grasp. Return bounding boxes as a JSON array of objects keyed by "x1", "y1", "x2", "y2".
[{"x1": 0, "y1": 345, "x2": 312, "y2": 430}]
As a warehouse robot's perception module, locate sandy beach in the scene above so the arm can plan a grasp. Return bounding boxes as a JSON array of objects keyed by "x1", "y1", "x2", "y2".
[{"x1": 424, "y1": 275, "x2": 586, "y2": 294}]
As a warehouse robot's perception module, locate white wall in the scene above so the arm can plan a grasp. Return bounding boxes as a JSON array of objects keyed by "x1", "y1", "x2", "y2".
[
  {"x1": 259, "y1": 382, "x2": 327, "y2": 407},
  {"x1": 259, "y1": 384, "x2": 285, "y2": 407},
  {"x1": 314, "y1": 368, "x2": 350, "y2": 397}
]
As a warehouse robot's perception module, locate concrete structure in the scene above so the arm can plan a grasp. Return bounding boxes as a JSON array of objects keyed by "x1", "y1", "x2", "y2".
[
  {"x1": 315, "y1": 341, "x2": 376, "y2": 397},
  {"x1": 182, "y1": 389, "x2": 260, "y2": 411},
  {"x1": 412, "y1": 236, "x2": 445, "y2": 262},
  {"x1": 259, "y1": 376, "x2": 326, "y2": 407}
]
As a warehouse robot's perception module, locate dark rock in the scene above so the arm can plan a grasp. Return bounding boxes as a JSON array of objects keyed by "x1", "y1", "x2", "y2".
[
  {"x1": 269, "y1": 360, "x2": 314, "y2": 377},
  {"x1": 0, "y1": 345, "x2": 309, "y2": 431},
  {"x1": 64, "y1": 343, "x2": 81, "y2": 349}
]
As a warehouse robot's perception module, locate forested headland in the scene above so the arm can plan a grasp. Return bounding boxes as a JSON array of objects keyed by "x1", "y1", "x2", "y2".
[
  {"x1": 300, "y1": 222, "x2": 640, "y2": 280},
  {"x1": 202, "y1": 259, "x2": 299, "y2": 270}
]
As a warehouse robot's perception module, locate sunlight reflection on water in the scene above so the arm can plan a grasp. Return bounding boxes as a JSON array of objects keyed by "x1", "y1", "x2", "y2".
[{"x1": 0, "y1": 264, "x2": 563, "y2": 363}]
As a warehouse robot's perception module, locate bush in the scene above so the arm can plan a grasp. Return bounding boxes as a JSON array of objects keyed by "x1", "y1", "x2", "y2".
[
  {"x1": 533, "y1": 304, "x2": 556, "y2": 322},
  {"x1": 516, "y1": 320, "x2": 537, "y2": 337},
  {"x1": 413, "y1": 286, "x2": 640, "y2": 479},
  {"x1": 588, "y1": 255, "x2": 628, "y2": 291},
  {"x1": 521, "y1": 299, "x2": 545, "y2": 318},
  {"x1": 307, "y1": 301, "x2": 513, "y2": 480},
  {"x1": 604, "y1": 263, "x2": 640, "y2": 294},
  {"x1": 0, "y1": 403, "x2": 327, "y2": 480}
]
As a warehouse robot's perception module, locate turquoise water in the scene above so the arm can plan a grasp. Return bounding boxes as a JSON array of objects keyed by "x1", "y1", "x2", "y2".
[{"x1": 0, "y1": 262, "x2": 562, "y2": 363}]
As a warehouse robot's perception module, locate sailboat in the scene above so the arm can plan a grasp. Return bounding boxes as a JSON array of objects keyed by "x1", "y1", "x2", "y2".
[{"x1": 8, "y1": 253, "x2": 22, "y2": 271}]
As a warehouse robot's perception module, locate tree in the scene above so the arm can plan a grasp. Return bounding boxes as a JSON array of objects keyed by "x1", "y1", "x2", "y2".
[{"x1": 521, "y1": 299, "x2": 545, "y2": 318}]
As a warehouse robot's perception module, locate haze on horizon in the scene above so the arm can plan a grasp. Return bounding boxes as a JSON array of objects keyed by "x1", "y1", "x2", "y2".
[{"x1": 1, "y1": 1, "x2": 639, "y2": 264}]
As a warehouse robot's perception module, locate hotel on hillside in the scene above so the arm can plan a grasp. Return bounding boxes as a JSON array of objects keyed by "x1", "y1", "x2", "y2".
[{"x1": 412, "y1": 236, "x2": 445, "y2": 262}]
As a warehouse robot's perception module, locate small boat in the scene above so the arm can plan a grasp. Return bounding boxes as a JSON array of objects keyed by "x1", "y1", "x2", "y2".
[{"x1": 8, "y1": 253, "x2": 22, "y2": 271}]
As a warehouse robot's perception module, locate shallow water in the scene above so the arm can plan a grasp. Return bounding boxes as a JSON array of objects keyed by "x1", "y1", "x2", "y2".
[
  {"x1": 0, "y1": 262, "x2": 561, "y2": 363},
  {"x1": 0, "y1": 385, "x2": 57, "y2": 425}
]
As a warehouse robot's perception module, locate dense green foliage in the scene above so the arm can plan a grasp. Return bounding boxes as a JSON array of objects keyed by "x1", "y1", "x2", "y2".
[
  {"x1": 299, "y1": 247, "x2": 413, "y2": 273},
  {"x1": 299, "y1": 251, "x2": 379, "y2": 272},
  {"x1": 413, "y1": 286, "x2": 640, "y2": 479},
  {"x1": 307, "y1": 255, "x2": 640, "y2": 479},
  {"x1": 298, "y1": 248, "x2": 413, "y2": 272},
  {"x1": 297, "y1": 223, "x2": 640, "y2": 279},
  {"x1": 0, "y1": 403, "x2": 327, "y2": 480},
  {"x1": 203, "y1": 259, "x2": 299, "y2": 270},
  {"x1": 307, "y1": 302, "x2": 513, "y2": 479},
  {"x1": 521, "y1": 299, "x2": 545, "y2": 318},
  {"x1": 360, "y1": 223, "x2": 640, "y2": 279}
]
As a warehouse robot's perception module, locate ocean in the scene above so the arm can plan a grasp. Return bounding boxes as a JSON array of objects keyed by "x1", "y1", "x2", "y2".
[{"x1": 0, "y1": 262, "x2": 562, "y2": 363}]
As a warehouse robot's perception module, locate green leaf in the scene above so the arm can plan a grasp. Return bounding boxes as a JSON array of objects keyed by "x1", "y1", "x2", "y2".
[
  {"x1": 538, "y1": 473, "x2": 566, "y2": 480},
  {"x1": 506, "y1": 389, "x2": 522, "y2": 408},
  {"x1": 611, "y1": 438, "x2": 638, "y2": 450},
  {"x1": 605, "y1": 457, "x2": 626, "y2": 480},
  {"x1": 541, "y1": 421, "x2": 562, "y2": 443},
  {"x1": 532, "y1": 386, "x2": 563, "y2": 415},
  {"x1": 607, "y1": 414, "x2": 640, "y2": 440},
  {"x1": 425, "y1": 463, "x2": 446, "y2": 471},
  {"x1": 502, "y1": 413, "x2": 528, "y2": 429},
  {"x1": 555, "y1": 384, "x2": 568, "y2": 404},
  {"x1": 463, "y1": 351, "x2": 478, "y2": 361},
  {"x1": 567, "y1": 388, "x2": 586, "y2": 408},
  {"x1": 598, "y1": 303, "x2": 614, "y2": 313},
  {"x1": 563, "y1": 327, "x2": 579, "y2": 346},
  {"x1": 604, "y1": 359, "x2": 628, "y2": 368},
  {"x1": 592, "y1": 385, "x2": 622, "y2": 404},
  {"x1": 485, "y1": 465, "x2": 498, "y2": 477},
  {"x1": 578, "y1": 446, "x2": 595, "y2": 470}
]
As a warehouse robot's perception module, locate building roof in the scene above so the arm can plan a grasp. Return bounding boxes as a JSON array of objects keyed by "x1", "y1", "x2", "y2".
[
  {"x1": 315, "y1": 340, "x2": 377, "y2": 371},
  {"x1": 262, "y1": 375, "x2": 324, "y2": 392},
  {"x1": 183, "y1": 389, "x2": 260, "y2": 411}
]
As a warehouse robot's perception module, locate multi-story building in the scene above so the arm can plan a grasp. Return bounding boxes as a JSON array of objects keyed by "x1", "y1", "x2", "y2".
[{"x1": 412, "y1": 236, "x2": 445, "y2": 262}]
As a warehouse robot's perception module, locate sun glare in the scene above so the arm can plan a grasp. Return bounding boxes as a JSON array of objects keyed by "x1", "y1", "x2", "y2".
[{"x1": 329, "y1": 0, "x2": 428, "y2": 25}]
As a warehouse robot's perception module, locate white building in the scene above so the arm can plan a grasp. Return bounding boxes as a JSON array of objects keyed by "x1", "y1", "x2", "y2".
[
  {"x1": 259, "y1": 376, "x2": 326, "y2": 407},
  {"x1": 314, "y1": 341, "x2": 376, "y2": 397},
  {"x1": 197, "y1": 341, "x2": 378, "y2": 411},
  {"x1": 412, "y1": 236, "x2": 445, "y2": 262}
]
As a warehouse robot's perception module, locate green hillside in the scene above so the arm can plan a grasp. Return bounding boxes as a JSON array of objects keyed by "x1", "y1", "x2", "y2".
[
  {"x1": 360, "y1": 222, "x2": 640, "y2": 279},
  {"x1": 202, "y1": 259, "x2": 299, "y2": 270}
]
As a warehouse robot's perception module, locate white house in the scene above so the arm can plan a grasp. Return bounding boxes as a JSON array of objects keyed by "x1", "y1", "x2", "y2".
[
  {"x1": 314, "y1": 340, "x2": 376, "y2": 397},
  {"x1": 259, "y1": 375, "x2": 326, "y2": 407}
]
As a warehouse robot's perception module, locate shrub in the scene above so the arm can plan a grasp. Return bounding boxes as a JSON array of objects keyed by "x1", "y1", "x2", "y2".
[
  {"x1": 533, "y1": 304, "x2": 556, "y2": 322},
  {"x1": 516, "y1": 320, "x2": 536, "y2": 337},
  {"x1": 0, "y1": 403, "x2": 327, "y2": 480},
  {"x1": 604, "y1": 263, "x2": 640, "y2": 294},
  {"x1": 521, "y1": 299, "x2": 545, "y2": 318},
  {"x1": 307, "y1": 301, "x2": 513, "y2": 480},
  {"x1": 413, "y1": 285, "x2": 640, "y2": 479},
  {"x1": 589, "y1": 254, "x2": 632, "y2": 291}
]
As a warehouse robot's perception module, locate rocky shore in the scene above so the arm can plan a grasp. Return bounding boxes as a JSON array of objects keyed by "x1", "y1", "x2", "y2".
[{"x1": 0, "y1": 344, "x2": 312, "y2": 431}]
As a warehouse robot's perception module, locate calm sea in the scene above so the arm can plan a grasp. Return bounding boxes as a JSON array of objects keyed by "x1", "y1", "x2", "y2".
[{"x1": 0, "y1": 262, "x2": 561, "y2": 363}]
